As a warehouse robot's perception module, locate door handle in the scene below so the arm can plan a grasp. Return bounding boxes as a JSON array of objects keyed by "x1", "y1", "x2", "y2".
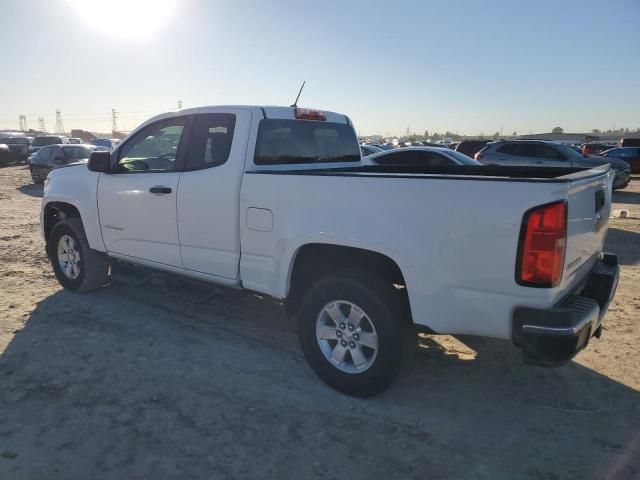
[{"x1": 149, "y1": 186, "x2": 172, "y2": 194}]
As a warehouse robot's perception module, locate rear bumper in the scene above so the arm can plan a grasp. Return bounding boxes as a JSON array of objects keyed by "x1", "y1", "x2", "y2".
[{"x1": 512, "y1": 253, "x2": 619, "y2": 367}]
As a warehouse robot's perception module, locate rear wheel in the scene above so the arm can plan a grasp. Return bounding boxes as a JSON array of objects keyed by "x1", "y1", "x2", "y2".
[
  {"x1": 49, "y1": 219, "x2": 109, "y2": 292},
  {"x1": 297, "y1": 270, "x2": 414, "y2": 397}
]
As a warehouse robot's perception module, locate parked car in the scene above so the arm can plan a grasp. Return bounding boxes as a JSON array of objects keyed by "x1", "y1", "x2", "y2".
[
  {"x1": 376, "y1": 143, "x2": 394, "y2": 150},
  {"x1": 582, "y1": 142, "x2": 616, "y2": 156},
  {"x1": 364, "y1": 146, "x2": 482, "y2": 167},
  {"x1": 620, "y1": 138, "x2": 640, "y2": 148},
  {"x1": 29, "y1": 135, "x2": 69, "y2": 155},
  {"x1": 29, "y1": 144, "x2": 96, "y2": 184},
  {"x1": 360, "y1": 144, "x2": 385, "y2": 156},
  {"x1": 41, "y1": 105, "x2": 618, "y2": 396},
  {"x1": 600, "y1": 147, "x2": 640, "y2": 174},
  {"x1": 0, "y1": 136, "x2": 30, "y2": 162},
  {"x1": 455, "y1": 139, "x2": 491, "y2": 158},
  {"x1": 68, "y1": 137, "x2": 83, "y2": 144},
  {"x1": 89, "y1": 138, "x2": 118, "y2": 150},
  {"x1": 476, "y1": 140, "x2": 631, "y2": 189}
]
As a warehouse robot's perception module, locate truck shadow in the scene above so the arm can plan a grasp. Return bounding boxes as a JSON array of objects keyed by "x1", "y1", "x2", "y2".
[
  {"x1": 0, "y1": 284, "x2": 638, "y2": 479},
  {"x1": 605, "y1": 227, "x2": 640, "y2": 265},
  {"x1": 17, "y1": 183, "x2": 43, "y2": 198},
  {"x1": 613, "y1": 188, "x2": 640, "y2": 205}
]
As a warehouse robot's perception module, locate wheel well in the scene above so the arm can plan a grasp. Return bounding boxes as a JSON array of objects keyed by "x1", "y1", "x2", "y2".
[
  {"x1": 43, "y1": 202, "x2": 81, "y2": 245},
  {"x1": 286, "y1": 244, "x2": 409, "y2": 317}
]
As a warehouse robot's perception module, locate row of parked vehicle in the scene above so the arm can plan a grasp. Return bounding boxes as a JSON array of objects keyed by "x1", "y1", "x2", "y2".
[
  {"x1": 0, "y1": 133, "x2": 124, "y2": 184},
  {"x1": 360, "y1": 138, "x2": 639, "y2": 190},
  {"x1": 0, "y1": 133, "x2": 121, "y2": 168}
]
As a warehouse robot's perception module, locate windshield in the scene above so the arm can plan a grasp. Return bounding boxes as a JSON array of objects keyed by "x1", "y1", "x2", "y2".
[
  {"x1": 365, "y1": 145, "x2": 384, "y2": 154},
  {"x1": 33, "y1": 136, "x2": 62, "y2": 147},
  {"x1": 445, "y1": 149, "x2": 483, "y2": 165},
  {"x1": 62, "y1": 145, "x2": 94, "y2": 159},
  {"x1": 0, "y1": 137, "x2": 29, "y2": 145},
  {"x1": 554, "y1": 143, "x2": 585, "y2": 159}
]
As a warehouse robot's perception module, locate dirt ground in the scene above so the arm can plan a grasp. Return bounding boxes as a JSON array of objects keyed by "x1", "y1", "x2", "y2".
[{"x1": 0, "y1": 164, "x2": 638, "y2": 480}]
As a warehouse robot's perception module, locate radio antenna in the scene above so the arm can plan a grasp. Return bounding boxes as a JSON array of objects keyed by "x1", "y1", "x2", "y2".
[{"x1": 291, "y1": 81, "x2": 306, "y2": 107}]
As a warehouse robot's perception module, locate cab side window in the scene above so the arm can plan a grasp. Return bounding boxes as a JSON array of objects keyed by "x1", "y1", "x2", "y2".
[
  {"x1": 534, "y1": 145, "x2": 565, "y2": 160},
  {"x1": 185, "y1": 113, "x2": 236, "y2": 170},
  {"x1": 117, "y1": 118, "x2": 186, "y2": 173}
]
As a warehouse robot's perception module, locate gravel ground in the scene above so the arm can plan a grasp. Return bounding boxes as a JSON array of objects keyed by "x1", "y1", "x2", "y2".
[{"x1": 0, "y1": 164, "x2": 639, "y2": 480}]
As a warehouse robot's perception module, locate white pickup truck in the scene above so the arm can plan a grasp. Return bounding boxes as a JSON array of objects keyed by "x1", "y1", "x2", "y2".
[{"x1": 41, "y1": 105, "x2": 619, "y2": 396}]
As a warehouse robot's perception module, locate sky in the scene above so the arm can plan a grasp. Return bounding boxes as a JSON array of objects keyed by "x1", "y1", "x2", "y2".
[{"x1": 0, "y1": 0, "x2": 638, "y2": 136}]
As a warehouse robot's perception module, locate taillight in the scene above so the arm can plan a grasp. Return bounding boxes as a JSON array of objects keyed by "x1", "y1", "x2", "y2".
[
  {"x1": 516, "y1": 201, "x2": 567, "y2": 287},
  {"x1": 294, "y1": 108, "x2": 326, "y2": 121},
  {"x1": 474, "y1": 152, "x2": 483, "y2": 161}
]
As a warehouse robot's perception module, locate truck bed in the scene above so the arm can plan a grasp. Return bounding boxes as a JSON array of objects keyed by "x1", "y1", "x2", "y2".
[{"x1": 249, "y1": 164, "x2": 609, "y2": 182}]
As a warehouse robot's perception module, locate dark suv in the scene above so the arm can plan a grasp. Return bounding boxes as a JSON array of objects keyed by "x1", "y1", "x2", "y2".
[
  {"x1": 476, "y1": 140, "x2": 631, "y2": 189},
  {"x1": 455, "y1": 140, "x2": 491, "y2": 158},
  {"x1": 0, "y1": 136, "x2": 30, "y2": 162}
]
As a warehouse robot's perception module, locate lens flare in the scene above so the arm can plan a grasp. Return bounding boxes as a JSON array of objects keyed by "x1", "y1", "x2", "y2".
[{"x1": 66, "y1": 0, "x2": 178, "y2": 41}]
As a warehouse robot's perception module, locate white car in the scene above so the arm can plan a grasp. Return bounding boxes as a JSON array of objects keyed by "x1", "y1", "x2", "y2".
[{"x1": 41, "y1": 105, "x2": 619, "y2": 396}]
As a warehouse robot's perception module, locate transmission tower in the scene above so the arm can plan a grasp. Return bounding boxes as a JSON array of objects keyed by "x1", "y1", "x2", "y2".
[
  {"x1": 55, "y1": 109, "x2": 65, "y2": 134},
  {"x1": 112, "y1": 109, "x2": 118, "y2": 133},
  {"x1": 38, "y1": 117, "x2": 46, "y2": 132},
  {"x1": 19, "y1": 115, "x2": 28, "y2": 131},
  {"x1": 177, "y1": 99, "x2": 183, "y2": 110}
]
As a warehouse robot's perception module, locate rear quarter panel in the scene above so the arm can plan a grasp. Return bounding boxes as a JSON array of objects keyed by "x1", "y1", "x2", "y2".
[{"x1": 240, "y1": 172, "x2": 574, "y2": 339}]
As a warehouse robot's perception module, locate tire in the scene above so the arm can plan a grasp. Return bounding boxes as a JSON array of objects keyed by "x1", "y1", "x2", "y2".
[
  {"x1": 30, "y1": 167, "x2": 44, "y2": 184},
  {"x1": 297, "y1": 270, "x2": 415, "y2": 397},
  {"x1": 49, "y1": 218, "x2": 109, "y2": 292}
]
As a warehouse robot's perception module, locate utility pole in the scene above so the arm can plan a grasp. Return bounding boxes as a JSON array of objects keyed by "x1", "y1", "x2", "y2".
[
  {"x1": 38, "y1": 117, "x2": 46, "y2": 132},
  {"x1": 55, "y1": 109, "x2": 65, "y2": 134},
  {"x1": 112, "y1": 109, "x2": 118, "y2": 133},
  {"x1": 177, "y1": 99, "x2": 183, "y2": 110},
  {"x1": 19, "y1": 115, "x2": 28, "y2": 131}
]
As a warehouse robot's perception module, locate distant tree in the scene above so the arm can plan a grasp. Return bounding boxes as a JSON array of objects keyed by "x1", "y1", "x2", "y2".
[
  {"x1": 431, "y1": 132, "x2": 441, "y2": 141},
  {"x1": 492, "y1": 131, "x2": 500, "y2": 140},
  {"x1": 512, "y1": 131, "x2": 517, "y2": 137},
  {"x1": 591, "y1": 129, "x2": 601, "y2": 134},
  {"x1": 424, "y1": 130, "x2": 429, "y2": 139},
  {"x1": 624, "y1": 128, "x2": 630, "y2": 134},
  {"x1": 551, "y1": 126, "x2": 564, "y2": 134}
]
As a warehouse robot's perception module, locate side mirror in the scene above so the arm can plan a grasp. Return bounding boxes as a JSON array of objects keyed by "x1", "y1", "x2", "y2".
[{"x1": 88, "y1": 151, "x2": 111, "y2": 173}]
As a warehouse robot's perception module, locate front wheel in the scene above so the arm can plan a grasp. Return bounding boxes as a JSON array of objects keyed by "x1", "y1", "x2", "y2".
[
  {"x1": 49, "y1": 219, "x2": 109, "y2": 292},
  {"x1": 297, "y1": 271, "x2": 414, "y2": 397},
  {"x1": 30, "y1": 167, "x2": 45, "y2": 184}
]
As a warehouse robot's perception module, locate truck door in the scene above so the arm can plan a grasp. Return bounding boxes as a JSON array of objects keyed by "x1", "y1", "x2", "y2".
[
  {"x1": 176, "y1": 109, "x2": 251, "y2": 279},
  {"x1": 97, "y1": 116, "x2": 190, "y2": 267}
]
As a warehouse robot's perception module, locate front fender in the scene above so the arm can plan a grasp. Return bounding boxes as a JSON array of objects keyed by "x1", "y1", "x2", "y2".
[{"x1": 42, "y1": 166, "x2": 105, "y2": 252}]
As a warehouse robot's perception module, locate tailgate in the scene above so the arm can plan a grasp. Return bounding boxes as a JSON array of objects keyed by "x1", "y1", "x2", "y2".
[{"x1": 559, "y1": 167, "x2": 613, "y2": 292}]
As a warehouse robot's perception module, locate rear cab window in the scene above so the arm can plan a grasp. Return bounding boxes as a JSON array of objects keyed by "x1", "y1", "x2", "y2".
[{"x1": 254, "y1": 119, "x2": 360, "y2": 166}]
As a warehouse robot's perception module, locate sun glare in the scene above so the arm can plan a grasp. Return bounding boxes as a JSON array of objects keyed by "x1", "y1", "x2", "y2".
[{"x1": 66, "y1": 0, "x2": 177, "y2": 40}]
